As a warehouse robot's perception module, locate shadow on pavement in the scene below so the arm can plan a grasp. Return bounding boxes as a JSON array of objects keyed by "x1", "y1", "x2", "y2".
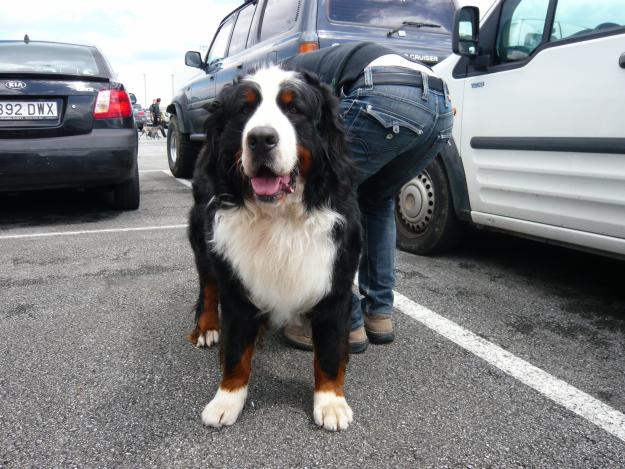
[
  {"x1": 0, "y1": 188, "x2": 121, "y2": 229},
  {"x1": 446, "y1": 228, "x2": 625, "y2": 325}
]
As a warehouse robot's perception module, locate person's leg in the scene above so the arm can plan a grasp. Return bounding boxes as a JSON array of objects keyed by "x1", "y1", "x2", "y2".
[{"x1": 340, "y1": 81, "x2": 452, "y2": 338}]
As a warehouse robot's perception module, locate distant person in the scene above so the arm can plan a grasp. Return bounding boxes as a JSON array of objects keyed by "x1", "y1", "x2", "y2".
[{"x1": 149, "y1": 98, "x2": 166, "y2": 137}]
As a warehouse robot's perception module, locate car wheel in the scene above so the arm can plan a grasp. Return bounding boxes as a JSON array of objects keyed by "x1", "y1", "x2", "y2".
[
  {"x1": 395, "y1": 157, "x2": 462, "y2": 255},
  {"x1": 112, "y1": 166, "x2": 140, "y2": 210},
  {"x1": 167, "y1": 115, "x2": 198, "y2": 178}
]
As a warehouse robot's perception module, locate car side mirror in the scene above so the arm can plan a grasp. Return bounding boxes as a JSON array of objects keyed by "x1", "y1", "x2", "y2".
[
  {"x1": 453, "y1": 6, "x2": 480, "y2": 57},
  {"x1": 128, "y1": 92, "x2": 137, "y2": 105},
  {"x1": 185, "y1": 51, "x2": 204, "y2": 69}
]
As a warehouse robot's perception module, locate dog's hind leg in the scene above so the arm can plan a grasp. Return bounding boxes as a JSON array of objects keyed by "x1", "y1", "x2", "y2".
[
  {"x1": 187, "y1": 202, "x2": 220, "y2": 347},
  {"x1": 188, "y1": 278, "x2": 220, "y2": 347}
]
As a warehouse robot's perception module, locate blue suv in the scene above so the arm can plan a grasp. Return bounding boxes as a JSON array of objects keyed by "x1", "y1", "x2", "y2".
[{"x1": 167, "y1": 0, "x2": 460, "y2": 254}]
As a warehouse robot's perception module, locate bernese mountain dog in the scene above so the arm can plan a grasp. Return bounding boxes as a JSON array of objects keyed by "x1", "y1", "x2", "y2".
[{"x1": 187, "y1": 66, "x2": 362, "y2": 431}]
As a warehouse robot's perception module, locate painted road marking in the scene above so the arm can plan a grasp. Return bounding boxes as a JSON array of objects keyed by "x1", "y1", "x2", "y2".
[
  {"x1": 393, "y1": 290, "x2": 625, "y2": 443},
  {"x1": 161, "y1": 170, "x2": 192, "y2": 188},
  {"x1": 0, "y1": 225, "x2": 187, "y2": 240}
]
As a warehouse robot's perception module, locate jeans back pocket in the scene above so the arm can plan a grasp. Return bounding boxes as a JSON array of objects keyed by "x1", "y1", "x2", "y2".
[{"x1": 362, "y1": 106, "x2": 424, "y2": 137}]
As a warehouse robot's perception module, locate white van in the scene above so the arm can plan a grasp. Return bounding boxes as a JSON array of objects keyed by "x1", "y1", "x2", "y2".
[{"x1": 396, "y1": 0, "x2": 625, "y2": 259}]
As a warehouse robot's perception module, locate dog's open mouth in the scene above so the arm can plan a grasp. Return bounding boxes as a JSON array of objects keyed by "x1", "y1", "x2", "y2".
[{"x1": 250, "y1": 166, "x2": 296, "y2": 202}]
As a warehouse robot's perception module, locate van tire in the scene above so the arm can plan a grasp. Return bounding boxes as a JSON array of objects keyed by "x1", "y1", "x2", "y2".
[
  {"x1": 168, "y1": 115, "x2": 198, "y2": 178},
  {"x1": 395, "y1": 157, "x2": 462, "y2": 255},
  {"x1": 112, "y1": 166, "x2": 140, "y2": 210}
]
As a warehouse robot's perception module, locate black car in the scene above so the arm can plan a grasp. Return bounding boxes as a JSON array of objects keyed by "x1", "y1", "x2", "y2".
[{"x1": 0, "y1": 39, "x2": 139, "y2": 210}]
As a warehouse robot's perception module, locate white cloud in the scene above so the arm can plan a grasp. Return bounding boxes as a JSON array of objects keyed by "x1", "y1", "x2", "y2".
[{"x1": 1, "y1": 0, "x2": 240, "y2": 107}]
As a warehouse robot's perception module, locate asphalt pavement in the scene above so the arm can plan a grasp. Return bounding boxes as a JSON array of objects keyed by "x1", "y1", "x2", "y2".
[{"x1": 1, "y1": 139, "x2": 624, "y2": 468}]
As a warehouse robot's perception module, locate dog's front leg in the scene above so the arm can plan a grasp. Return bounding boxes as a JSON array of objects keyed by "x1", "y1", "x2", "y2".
[
  {"x1": 201, "y1": 293, "x2": 260, "y2": 428},
  {"x1": 310, "y1": 293, "x2": 353, "y2": 431}
]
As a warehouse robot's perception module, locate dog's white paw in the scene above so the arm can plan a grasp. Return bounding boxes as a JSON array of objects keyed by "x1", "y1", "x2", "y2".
[
  {"x1": 201, "y1": 387, "x2": 247, "y2": 428},
  {"x1": 313, "y1": 391, "x2": 353, "y2": 431},
  {"x1": 197, "y1": 329, "x2": 219, "y2": 348}
]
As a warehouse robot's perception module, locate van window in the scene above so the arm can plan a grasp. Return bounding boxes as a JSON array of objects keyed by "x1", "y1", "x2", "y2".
[
  {"x1": 329, "y1": 0, "x2": 455, "y2": 33},
  {"x1": 497, "y1": 0, "x2": 550, "y2": 62},
  {"x1": 551, "y1": 0, "x2": 625, "y2": 41},
  {"x1": 207, "y1": 17, "x2": 235, "y2": 64},
  {"x1": 260, "y1": 0, "x2": 302, "y2": 42},
  {"x1": 229, "y1": 4, "x2": 257, "y2": 56}
]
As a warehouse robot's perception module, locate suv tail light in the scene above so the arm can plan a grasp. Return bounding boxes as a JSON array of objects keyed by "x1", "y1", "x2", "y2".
[
  {"x1": 298, "y1": 41, "x2": 319, "y2": 54},
  {"x1": 94, "y1": 90, "x2": 132, "y2": 119}
]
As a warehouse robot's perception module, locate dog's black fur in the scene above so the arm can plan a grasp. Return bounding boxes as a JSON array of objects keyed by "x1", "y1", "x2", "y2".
[{"x1": 188, "y1": 69, "x2": 361, "y2": 423}]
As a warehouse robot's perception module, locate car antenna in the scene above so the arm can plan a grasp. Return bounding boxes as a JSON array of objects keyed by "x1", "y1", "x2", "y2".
[{"x1": 24, "y1": 34, "x2": 30, "y2": 44}]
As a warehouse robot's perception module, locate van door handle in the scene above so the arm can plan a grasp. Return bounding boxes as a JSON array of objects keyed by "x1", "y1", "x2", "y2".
[
  {"x1": 619, "y1": 53, "x2": 625, "y2": 69},
  {"x1": 236, "y1": 63, "x2": 243, "y2": 70}
]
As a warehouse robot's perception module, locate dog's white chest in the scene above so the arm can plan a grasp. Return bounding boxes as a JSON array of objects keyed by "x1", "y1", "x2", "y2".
[{"x1": 212, "y1": 204, "x2": 342, "y2": 326}]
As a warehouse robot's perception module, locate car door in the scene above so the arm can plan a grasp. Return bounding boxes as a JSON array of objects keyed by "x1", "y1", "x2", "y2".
[
  {"x1": 187, "y1": 14, "x2": 235, "y2": 134},
  {"x1": 459, "y1": 0, "x2": 625, "y2": 245},
  {"x1": 241, "y1": 0, "x2": 304, "y2": 72},
  {"x1": 216, "y1": 1, "x2": 259, "y2": 91}
]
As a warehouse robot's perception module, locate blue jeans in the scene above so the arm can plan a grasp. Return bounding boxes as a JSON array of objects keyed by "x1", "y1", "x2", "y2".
[{"x1": 340, "y1": 67, "x2": 454, "y2": 329}]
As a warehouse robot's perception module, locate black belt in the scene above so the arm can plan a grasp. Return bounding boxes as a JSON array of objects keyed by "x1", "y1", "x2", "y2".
[{"x1": 346, "y1": 67, "x2": 445, "y2": 94}]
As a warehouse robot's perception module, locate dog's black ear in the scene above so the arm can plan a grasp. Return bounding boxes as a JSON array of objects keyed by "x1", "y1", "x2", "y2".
[
  {"x1": 299, "y1": 70, "x2": 355, "y2": 193},
  {"x1": 190, "y1": 99, "x2": 223, "y2": 205}
]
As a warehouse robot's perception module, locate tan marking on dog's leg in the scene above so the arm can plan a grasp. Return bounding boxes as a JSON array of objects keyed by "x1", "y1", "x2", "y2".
[
  {"x1": 201, "y1": 344, "x2": 255, "y2": 427},
  {"x1": 313, "y1": 354, "x2": 352, "y2": 431}
]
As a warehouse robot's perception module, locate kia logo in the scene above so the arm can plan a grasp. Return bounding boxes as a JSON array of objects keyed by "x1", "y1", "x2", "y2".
[{"x1": 4, "y1": 81, "x2": 27, "y2": 90}]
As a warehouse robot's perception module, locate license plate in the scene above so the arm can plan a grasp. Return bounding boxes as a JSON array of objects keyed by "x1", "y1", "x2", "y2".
[{"x1": 0, "y1": 101, "x2": 58, "y2": 120}]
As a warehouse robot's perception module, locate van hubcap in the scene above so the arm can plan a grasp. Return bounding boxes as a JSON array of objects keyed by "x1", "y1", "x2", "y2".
[{"x1": 397, "y1": 171, "x2": 435, "y2": 233}]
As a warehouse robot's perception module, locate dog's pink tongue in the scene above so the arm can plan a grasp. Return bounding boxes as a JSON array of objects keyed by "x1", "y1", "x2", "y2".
[{"x1": 251, "y1": 176, "x2": 282, "y2": 196}]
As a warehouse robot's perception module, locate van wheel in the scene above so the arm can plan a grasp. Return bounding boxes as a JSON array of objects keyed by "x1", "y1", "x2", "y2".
[
  {"x1": 395, "y1": 158, "x2": 461, "y2": 255},
  {"x1": 113, "y1": 167, "x2": 140, "y2": 210},
  {"x1": 168, "y1": 115, "x2": 198, "y2": 178}
]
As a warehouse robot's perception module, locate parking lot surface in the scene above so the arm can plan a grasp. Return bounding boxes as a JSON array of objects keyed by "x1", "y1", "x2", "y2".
[{"x1": 1, "y1": 140, "x2": 624, "y2": 468}]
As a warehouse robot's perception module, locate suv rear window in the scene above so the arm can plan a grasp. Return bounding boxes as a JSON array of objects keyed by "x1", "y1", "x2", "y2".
[
  {"x1": 0, "y1": 42, "x2": 109, "y2": 77},
  {"x1": 329, "y1": 0, "x2": 455, "y2": 33}
]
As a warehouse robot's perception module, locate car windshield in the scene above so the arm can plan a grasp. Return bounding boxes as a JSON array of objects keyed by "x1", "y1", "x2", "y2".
[
  {"x1": 0, "y1": 42, "x2": 109, "y2": 77},
  {"x1": 329, "y1": 0, "x2": 455, "y2": 33}
]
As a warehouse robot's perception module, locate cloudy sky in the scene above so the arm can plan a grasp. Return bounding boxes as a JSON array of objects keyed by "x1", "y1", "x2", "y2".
[
  {"x1": 2, "y1": 0, "x2": 502, "y2": 108},
  {"x1": 1, "y1": 0, "x2": 240, "y2": 107}
]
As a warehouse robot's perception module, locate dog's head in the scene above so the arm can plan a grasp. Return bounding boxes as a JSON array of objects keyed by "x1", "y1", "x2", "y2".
[{"x1": 200, "y1": 66, "x2": 354, "y2": 209}]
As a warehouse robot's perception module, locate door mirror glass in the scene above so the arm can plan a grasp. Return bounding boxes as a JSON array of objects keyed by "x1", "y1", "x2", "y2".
[
  {"x1": 128, "y1": 92, "x2": 137, "y2": 105},
  {"x1": 453, "y1": 6, "x2": 480, "y2": 57},
  {"x1": 185, "y1": 51, "x2": 204, "y2": 69}
]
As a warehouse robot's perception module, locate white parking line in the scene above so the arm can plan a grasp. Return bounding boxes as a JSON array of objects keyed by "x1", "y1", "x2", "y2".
[
  {"x1": 139, "y1": 169, "x2": 169, "y2": 173},
  {"x1": 393, "y1": 290, "x2": 625, "y2": 443},
  {"x1": 161, "y1": 170, "x2": 192, "y2": 188},
  {"x1": 0, "y1": 224, "x2": 187, "y2": 240}
]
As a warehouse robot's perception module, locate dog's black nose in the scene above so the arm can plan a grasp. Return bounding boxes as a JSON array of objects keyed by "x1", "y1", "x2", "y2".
[{"x1": 247, "y1": 127, "x2": 279, "y2": 153}]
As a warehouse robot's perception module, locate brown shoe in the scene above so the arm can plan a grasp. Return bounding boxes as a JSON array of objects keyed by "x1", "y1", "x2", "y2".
[
  {"x1": 283, "y1": 322, "x2": 313, "y2": 351},
  {"x1": 364, "y1": 315, "x2": 395, "y2": 344},
  {"x1": 349, "y1": 326, "x2": 368, "y2": 354},
  {"x1": 283, "y1": 322, "x2": 369, "y2": 354}
]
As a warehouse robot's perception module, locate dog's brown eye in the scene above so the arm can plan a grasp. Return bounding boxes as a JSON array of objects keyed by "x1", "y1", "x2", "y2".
[{"x1": 289, "y1": 106, "x2": 298, "y2": 114}]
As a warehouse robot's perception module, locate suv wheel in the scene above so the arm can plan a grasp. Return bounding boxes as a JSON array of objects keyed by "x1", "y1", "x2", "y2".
[
  {"x1": 167, "y1": 115, "x2": 198, "y2": 178},
  {"x1": 112, "y1": 166, "x2": 140, "y2": 210},
  {"x1": 395, "y1": 157, "x2": 462, "y2": 255}
]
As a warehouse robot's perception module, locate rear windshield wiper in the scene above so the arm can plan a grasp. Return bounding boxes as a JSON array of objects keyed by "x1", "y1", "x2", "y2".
[{"x1": 387, "y1": 21, "x2": 442, "y2": 37}]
